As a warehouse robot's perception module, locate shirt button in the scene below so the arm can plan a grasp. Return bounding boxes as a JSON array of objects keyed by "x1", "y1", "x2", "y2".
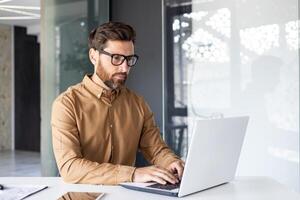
[
  {"x1": 97, "y1": 94, "x2": 101, "y2": 99},
  {"x1": 110, "y1": 124, "x2": 113, "y2": 128}
]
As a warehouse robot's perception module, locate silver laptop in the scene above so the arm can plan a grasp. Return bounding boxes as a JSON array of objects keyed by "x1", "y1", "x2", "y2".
[{"x1": 120, "y1": 116, "x2": 249, "y2": 197}]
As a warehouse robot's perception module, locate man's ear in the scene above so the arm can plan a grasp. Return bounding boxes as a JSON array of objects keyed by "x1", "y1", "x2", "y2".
[{"x1": 89, "y1": 48, "x2": 97, "y2": 65}]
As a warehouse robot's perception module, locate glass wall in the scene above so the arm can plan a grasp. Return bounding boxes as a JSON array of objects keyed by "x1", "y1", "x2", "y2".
[
  {"x1": 164, "y1": 0, "x2": 299, "y2": 191},
  {"x1": 41, "y1": 0, "x2": 109, "y2": 175}
]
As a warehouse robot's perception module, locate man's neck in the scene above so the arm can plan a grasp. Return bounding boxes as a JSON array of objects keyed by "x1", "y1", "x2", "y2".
[{"x1": 91, "y1": 73, "x2": 111, "y2": 91}]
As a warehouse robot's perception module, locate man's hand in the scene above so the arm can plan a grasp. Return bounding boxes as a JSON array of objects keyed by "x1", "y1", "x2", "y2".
[
  {"x1": 132, "y1": 165, "x2": 179, "y2": 185},
  {"x1": 166, "y1": 160, "x2": 185, "y2": 180}
]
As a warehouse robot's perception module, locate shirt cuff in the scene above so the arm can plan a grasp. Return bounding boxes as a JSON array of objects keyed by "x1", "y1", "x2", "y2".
[{"x1": 116, "y1": 165, "x2": 136, "y2": 183}]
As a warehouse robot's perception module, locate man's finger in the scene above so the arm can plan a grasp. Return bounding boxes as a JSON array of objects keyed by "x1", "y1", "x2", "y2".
[
  {"x1": 152, "y1": 171, "x2": 177, "y2": 184},
  {"x1": 157, "y1": 167, "x2": 177, "y2": 177},
  {"x1": 174, "y1": 162, "x2": 184, "y2": 179},
  {"x1": 154, "y1": 167, "x2": 178, "y2": 182},
  {"x1": 154, "y1": 166, "x2": 178, "y2": 181},
  {"x1": 149, "y1": 175, "x2": 167, "y2": 185},
  {"x1": 181, "y1": 161, "x2": 185, "y2": 166}
]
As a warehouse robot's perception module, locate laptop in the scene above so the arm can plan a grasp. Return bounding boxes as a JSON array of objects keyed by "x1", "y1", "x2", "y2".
[{"x1": 120, "y1": 116, "x2": 249, "y2": 197}]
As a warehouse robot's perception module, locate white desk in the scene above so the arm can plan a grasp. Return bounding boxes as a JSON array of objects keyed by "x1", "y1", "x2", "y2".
[{"x1": 0, "y1": 177, "x2": 299, "y2": 199}]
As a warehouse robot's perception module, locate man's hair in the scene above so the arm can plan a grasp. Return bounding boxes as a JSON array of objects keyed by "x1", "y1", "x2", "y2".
[{"x1": 88, "y1": 21, "x2": 136, "y2": 50}]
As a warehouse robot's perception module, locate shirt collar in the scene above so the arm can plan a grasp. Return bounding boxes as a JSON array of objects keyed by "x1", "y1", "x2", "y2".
[
  {"x1": 91, "y1": 73, "x2": 111, "y2": 91},
  {"x1": 82, "y1": 74, "x2": 122, "y2": 99}
]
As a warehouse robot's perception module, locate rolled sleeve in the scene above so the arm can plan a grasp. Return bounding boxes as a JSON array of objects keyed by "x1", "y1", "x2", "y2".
[{"x1": 116, "y1": 165, "x2": 136, "y2": 183}]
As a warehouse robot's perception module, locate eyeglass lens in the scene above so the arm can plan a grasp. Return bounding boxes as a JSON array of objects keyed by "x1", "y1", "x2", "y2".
[{"x1": 111, "y1": 55, "x2": 137, "y2": 66}]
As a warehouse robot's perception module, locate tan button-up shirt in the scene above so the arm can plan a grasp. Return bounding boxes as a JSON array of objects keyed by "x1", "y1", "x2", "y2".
[{"x1": 51, "y1": 75, "x2": 180, "y2": 185}]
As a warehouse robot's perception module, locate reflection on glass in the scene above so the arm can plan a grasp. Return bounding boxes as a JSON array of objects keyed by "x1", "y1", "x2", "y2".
[
  {"x1": 164, "y1": 0, "x2": 299, "y2": 191},
  {"x1": 206, "y1": 8, "x2": 231, "y2": 38},
  {"x1": 240, "y1": 24, "x2": 279, "y2": 55},
  {"x1": 268, "y1": 146, "x2": 299, "y2": 163},
  {"x1": 285, "y1": 20, "x2": 299, "y2": 50},
  {"x1": 45, "y1": 0, "x2": 109, "y2": 92},
  {"x1": 41, "y1": 0, "x2": 109, "y2": 176},
  {"x1": 182, "y1": 28, "x2": 229, "y2": 62}
]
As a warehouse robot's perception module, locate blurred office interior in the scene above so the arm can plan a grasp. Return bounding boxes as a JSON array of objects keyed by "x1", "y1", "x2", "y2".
[{"x1": 0, "y1": 0, "x2": 299, "y2": 192}]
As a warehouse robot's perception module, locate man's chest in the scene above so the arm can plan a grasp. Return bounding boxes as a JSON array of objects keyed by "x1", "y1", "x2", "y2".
[{"x1": 74, "y1": 100, "x2": 144, "y2": 144}]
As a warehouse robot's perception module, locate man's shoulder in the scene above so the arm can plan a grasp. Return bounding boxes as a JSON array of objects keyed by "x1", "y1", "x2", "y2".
[{"x1": 54, "y1": 82, "x2": 84, "y2": 105}]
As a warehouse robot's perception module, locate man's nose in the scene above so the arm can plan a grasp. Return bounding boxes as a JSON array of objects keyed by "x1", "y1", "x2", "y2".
[{"x1": 118, "y1": 60, "x2": 130, "y2": 72}]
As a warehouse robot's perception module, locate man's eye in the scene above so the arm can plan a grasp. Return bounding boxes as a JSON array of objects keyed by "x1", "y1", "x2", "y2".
[{"x1": 113, "y1": 55, "x2": 123, "y2": 61}]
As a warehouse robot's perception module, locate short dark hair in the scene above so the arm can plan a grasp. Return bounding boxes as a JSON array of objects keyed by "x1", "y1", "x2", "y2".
[{"x1": 88, "y1": 21, "x2": 136, "y2": 50}]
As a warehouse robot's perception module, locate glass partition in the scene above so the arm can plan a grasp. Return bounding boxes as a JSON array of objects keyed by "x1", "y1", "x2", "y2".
[
  {"x1": 163, "y1": 0, "x2": 299, "y2": 191},
  {"x1": 41, "y1": 0, "x2": 109, "y2": 176}
]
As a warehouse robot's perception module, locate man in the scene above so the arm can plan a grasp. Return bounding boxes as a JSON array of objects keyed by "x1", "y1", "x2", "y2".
[{"x1": 51, "y1": 22, "x2": 184, "y2": 185}]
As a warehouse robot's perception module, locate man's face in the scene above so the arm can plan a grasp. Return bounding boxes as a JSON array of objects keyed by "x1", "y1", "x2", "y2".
[{"x1": 91, "y1": 40, "x2": 135, "y2": 89}]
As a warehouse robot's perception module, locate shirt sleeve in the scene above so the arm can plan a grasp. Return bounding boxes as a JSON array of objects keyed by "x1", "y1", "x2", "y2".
[
  {"x1": 51, "y1": 95, "x2": 135, "y2": 185},
  {"x1": 138, "y1": 99, "x2": 181, "y2": 168}
]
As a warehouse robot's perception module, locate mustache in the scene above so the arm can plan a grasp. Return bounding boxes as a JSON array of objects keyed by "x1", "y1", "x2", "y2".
[{"x1": 112, "y1": 72, "x2": 127, "y2": 77}]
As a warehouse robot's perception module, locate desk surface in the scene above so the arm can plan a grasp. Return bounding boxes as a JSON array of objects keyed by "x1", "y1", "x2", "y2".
[{"x1": 0, "y1": 177, "x2": 299, "y2": 199}]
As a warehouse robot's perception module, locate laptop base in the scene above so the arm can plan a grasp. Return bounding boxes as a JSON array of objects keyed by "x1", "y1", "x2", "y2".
[{"x1": 120, "y1": 184, "x2": 178, "y2": 197}]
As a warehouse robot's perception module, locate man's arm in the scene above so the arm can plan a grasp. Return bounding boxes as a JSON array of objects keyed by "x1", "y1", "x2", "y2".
[
  {"x1": 138, "y1": 100, "x2": 181, "y2": 168},
  {"x1": 133, "y1": 99, "x2": 184, "y2": 175},
  {"x1": 51, "y1": 95, "x2": 135, "y2": 185},
  {"x1": 131, "y1": 99, "x2": 184, "y2": 180}
]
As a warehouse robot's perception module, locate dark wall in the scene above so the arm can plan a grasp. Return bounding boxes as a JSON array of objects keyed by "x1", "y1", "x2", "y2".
[
  {"x1": 14, "y1": 26, "x2": 40, "y2": 152},
  {"x1": 110, "y1": 0, "x2": 163, "y2": 128}
]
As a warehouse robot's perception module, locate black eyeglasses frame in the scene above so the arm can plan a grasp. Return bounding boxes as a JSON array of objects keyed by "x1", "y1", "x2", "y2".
[{"x1": 98, "y1": 49, "x2": 139, "y2": 67}]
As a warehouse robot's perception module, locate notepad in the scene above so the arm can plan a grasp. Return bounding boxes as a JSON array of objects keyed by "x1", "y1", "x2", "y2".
[{"x1": 0, "y1": 185, "x2": 48, "y2": 200}]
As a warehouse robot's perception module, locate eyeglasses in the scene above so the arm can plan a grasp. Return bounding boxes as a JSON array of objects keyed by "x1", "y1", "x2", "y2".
[{"x1": 98, "y1": 49, "x2": 139, "y2": 67}]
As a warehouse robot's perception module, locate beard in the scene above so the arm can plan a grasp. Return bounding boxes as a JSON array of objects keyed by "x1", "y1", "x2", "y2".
[{"x1": 96, "y1": 65, "x2": 127, "y2": 90}]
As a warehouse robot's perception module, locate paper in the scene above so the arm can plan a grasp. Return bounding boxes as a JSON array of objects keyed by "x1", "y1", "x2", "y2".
[{"x1": 0, "y1": 185, "x2": 48, "y2": 200}]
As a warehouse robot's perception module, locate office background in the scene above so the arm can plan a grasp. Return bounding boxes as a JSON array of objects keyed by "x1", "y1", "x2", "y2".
[{"x1": 0, "y1": 0, "x2": 299, "y2": 193}]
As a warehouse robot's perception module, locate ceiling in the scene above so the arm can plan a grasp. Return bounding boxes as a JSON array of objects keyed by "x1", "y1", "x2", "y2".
[{"x1": 0, "y1": 0, "x2": 40, "y2": 35}]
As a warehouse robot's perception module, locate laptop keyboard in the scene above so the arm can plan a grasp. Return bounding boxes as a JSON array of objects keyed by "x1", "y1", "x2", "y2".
[{"x1": 147, "y1": 182, "x2": 181, "y2": 190}]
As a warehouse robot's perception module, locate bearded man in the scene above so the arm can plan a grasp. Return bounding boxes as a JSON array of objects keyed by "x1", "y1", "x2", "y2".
[{"x1": 51, "y1": 22, "x2": 184, "y2": 185}]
